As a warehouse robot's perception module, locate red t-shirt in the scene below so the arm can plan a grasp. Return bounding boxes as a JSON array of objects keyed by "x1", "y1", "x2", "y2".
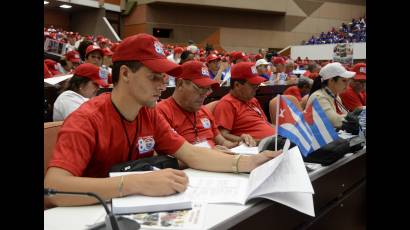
[
  {"x1": 283, "y1": 85, "x2": 302, "y2": 101},
  {"x1": 48, "y1": 93, "x2": 186, "y2": 178},
  {"x1": 214, "y1": 93, "x2": 276, "y2": 140},
  {"x1": 156, "y1": 97, "x2": 220, "y2": 148},
  {"x1": 340, "y1": 86, "x2": 366, "y2": 112}
]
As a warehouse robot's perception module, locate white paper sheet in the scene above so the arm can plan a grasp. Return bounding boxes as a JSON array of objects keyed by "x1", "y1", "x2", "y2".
[
  {"x1": 193, "y1": 141, "x2": 212, "y2": 149},
  {"x1": 44, "y1": 74, "x2": 73, "y2": 85},
  {"x1": 112, "y1": 192, "x2": 192, "y2": 214},
  {"x1": 247, "y1": 144, "x2": 315, "y2": 217},
  {"x1": 230, "y1": 143, "x2": 258, "y2": 155},
  {"x1": 186, "y1": 177, "x2": 249, "y2": 204},
  {"x1": 44, "y1": 205, "x2": 106, "y2": 230}
]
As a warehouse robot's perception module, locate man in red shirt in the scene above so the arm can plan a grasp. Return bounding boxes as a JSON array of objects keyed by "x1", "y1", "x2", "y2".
[
  {"x1": 283, "y1": 77, "x2": 313, "y2": 101},
  {"x1": 157, "y1": 60, "x2": 240, "y2": 151},
  {"x1": 214, "y1": 62, "x2": 276, "y2": 144},
  {"x1": 45, "y1": 34, "x2": 282, "y2": 206},
  {"x1": 340, "y1": 63, "x2": 366, "y2": 111}
]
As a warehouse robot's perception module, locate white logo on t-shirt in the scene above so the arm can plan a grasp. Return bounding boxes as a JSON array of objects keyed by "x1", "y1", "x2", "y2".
[
  {"x1": 201, "y1": 118, "x2": 211, "y2": 129},
  {"x1": 137, "y1": 136, "x2": 155, "y2": 154}
]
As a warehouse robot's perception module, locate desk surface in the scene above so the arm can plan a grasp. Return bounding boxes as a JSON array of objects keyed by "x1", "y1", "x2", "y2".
[{"x1": 44, "y1": 150, "x2": 366, "y2": 230}]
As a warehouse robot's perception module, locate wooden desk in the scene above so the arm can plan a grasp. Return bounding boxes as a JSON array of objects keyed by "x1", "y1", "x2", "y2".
[
  {"x1": 212, "y1": 149, "x2": 366, "y2": 230},
  {"x1": 44, "y1": 149, "x2": 366, "y2": 230}
]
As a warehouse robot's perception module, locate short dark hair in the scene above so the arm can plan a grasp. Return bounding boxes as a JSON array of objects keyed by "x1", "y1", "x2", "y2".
[
  {"x1": 59, "y1": 58, "x2": 68, "y2": 67},
  {"x1": 297, "y1": 77, "x2": 312, "y2": 89},
  {"x1": 61, "y1": 75, "x2": 91, "y2": 94},
  {"x1": 180, "y1": 51, "x2": 193, "y2": 64},
  {"x1": 78, "y1": 40, "x2": 94, "y2": 61},
  {"x1": 111, "y1": 61, "x2": 143, "y2": 85},
  {"x1": 230, "y1": 79, "x2": 246, "y2": 89}
]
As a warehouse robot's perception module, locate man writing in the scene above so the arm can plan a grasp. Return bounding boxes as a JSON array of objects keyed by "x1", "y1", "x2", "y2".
[{"x1": 45, "y1": 34, "x2": 282, "y2": 206}]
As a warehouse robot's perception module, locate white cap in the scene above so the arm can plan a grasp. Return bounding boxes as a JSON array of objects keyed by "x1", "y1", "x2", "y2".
[
  {"x1": 255, "y1": 59, "x2": 270, "y2": 67},
  {"x1": 319, "y1": 62, "x2": 356, "y2": 80},
  {"x1": 186, "y1": 45, "x2": 199, "y2": 54}
]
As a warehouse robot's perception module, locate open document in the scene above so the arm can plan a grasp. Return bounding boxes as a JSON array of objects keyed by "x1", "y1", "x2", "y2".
[
  {"x1": 110, "y1": 139, "x2": 314, "y2": 217},
  {"x1": 186, "y1": 139, "x2": 315, "y2": 216}
]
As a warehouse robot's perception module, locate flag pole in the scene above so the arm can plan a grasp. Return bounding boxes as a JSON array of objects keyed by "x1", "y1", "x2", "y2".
[{"x1": 275, "y1": 94, "x2": 280, "y2": 151}]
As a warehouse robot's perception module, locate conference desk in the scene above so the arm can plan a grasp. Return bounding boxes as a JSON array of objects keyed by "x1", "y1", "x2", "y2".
[{"x1": 44, "y1": 148, "x2": 366, "y2": 230}]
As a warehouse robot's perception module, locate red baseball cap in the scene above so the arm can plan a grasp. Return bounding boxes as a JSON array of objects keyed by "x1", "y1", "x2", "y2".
[
  {"x1": 112, "y1": 33, "x2": 182, "y2": 76},
  {"x1": 73, "y1": 63, "x2": 109, "y2": 88},
  {"x1": 272, "y1": 56, "x2": 285, "y2": 65},
  {"x1": 254, "y1": 54, "x2": 263, "y2": 61},
  {"x1": 352, "y1": 63, "x2": 366, "y2": 80},
  {"x1": 180, "y1": 61, "x2": 220, "y2": 89},
  {"x1": 173, "y1": 47, "x2": 184, "y2": 54},
  {"x1": 206, "y1": 54, "x2": 220, "y2": 63},
  {"x1": 103, "y1": 48, "x2": 114, "y2": 57},
  {"x1": 85, "y1": 45, "x2": 104, "y2": 57},
  {"x1": 231, "y1": 62, "x2": 267, "y2": 85},
  {"x1": 230, "y1": 51, "x2": 248, "y2": 62},
  {"x1": 65, "y1": 50, "x2": 80, "y2": 63},
  {"x1": 44, "y1": 59, "x2": 62, "y2": 76},
  {"x1": 110, "y1": 43, "x2": 119, "y2": 52}
]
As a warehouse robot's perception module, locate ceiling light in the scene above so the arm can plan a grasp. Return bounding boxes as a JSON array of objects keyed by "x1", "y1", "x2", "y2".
[
  {"x1": 59, "y1": 4, "x2": 72, "y2": 9},
  {"x1": 44, "y1": 1, "x2": 49, "y2": 4}
]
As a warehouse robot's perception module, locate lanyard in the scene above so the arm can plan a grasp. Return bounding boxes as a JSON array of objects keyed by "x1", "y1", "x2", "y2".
[
  {"x1": 111, "y1": 100, "x2": 138, "y2": 161},
  {"x1": 171, "y1": 97, "x2": 199, "y2": 143},
  {"x1": 184, "y1": 111, "x2": 198, "y2": 143},
  {"x1": 324, "y1": 87, "x2": 349, "y2": 113},
  {"x1": 246, "y1": 102, "x2": 262, "y2": 117}
]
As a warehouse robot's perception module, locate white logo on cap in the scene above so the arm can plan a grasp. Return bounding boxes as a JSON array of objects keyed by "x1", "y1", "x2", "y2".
[
  {"x1": 137, "y1": 136, "x2": 155, "y2": 154},
  {"x1": 251, "y1": 65, "x2": 258, "y2": 74},
  {"x1": 74, "y1": 54, "x2": 80, "y2": 58},
  {"x1": 201, "y1": 118, "x2": 211, "y2": 129},
  {"x1": 359, "y1": 67, "x2": 366, "y2": 74},
  {"x1": 154, "y1": 41, "x2": 165, "y2": 56},
  {"x1": 201, "y1": 67, "x2": 210, "y2": 77}
]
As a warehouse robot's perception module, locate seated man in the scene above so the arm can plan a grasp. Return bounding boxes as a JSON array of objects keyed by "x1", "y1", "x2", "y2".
[
  {"x1": 214, "y1": 62, "x2": 276, "y2": 144},
  {"x1": 255, "y1": 58, "x2": 272, "y2": 80},
  {"x1": 206, "y1": 54, "x2": 230, "y2": 83},
  {"x1": 340, "y1": 63, "x2": 366, "y2": 112},
  {"x1": 44, "y1": 34, "x2": 281, "y2": 206},
  {"x1": 283, "y1": 77, "x2": 313, "y2": 109},
  {"x1": 157, "y1": 60, "x2": 240, "y2": 150}
]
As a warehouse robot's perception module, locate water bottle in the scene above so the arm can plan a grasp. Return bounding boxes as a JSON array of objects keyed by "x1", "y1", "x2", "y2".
[
  {"x1": 168, "y1": 76, "x2": 176, "y2": 87},
  {"x1": 99, "y1": 65, "x2": 109, "y2": 84},
  {"x1": 278, "y1": 72, "x2": 287, "y2": 85}
]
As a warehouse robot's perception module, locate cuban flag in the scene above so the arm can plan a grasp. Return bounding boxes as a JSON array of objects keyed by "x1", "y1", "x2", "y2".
[
  {"x1": 277, "y1": 96, "x2": 340, "y2": 157},
  {"x1": 303, "y1": 98, "x2": 340, "y2": 150},
  {"x1": 277, "y1": 96, "x2": 315, "y2": 156}
]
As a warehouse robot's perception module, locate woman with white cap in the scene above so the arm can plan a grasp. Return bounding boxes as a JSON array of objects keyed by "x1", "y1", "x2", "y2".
[{"x1": 306, "y1": 62, "x2": 356, "y2": 129}]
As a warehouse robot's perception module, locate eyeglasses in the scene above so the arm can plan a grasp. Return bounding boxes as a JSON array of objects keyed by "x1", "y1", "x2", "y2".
[{"x1": 190, "y1": 81, "x2": 213, "y2": 95}]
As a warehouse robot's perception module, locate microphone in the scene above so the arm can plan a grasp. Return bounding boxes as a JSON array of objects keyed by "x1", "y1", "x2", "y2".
[{"x1": 44, "y1": 188, "x2": 140, "y2": 230}]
